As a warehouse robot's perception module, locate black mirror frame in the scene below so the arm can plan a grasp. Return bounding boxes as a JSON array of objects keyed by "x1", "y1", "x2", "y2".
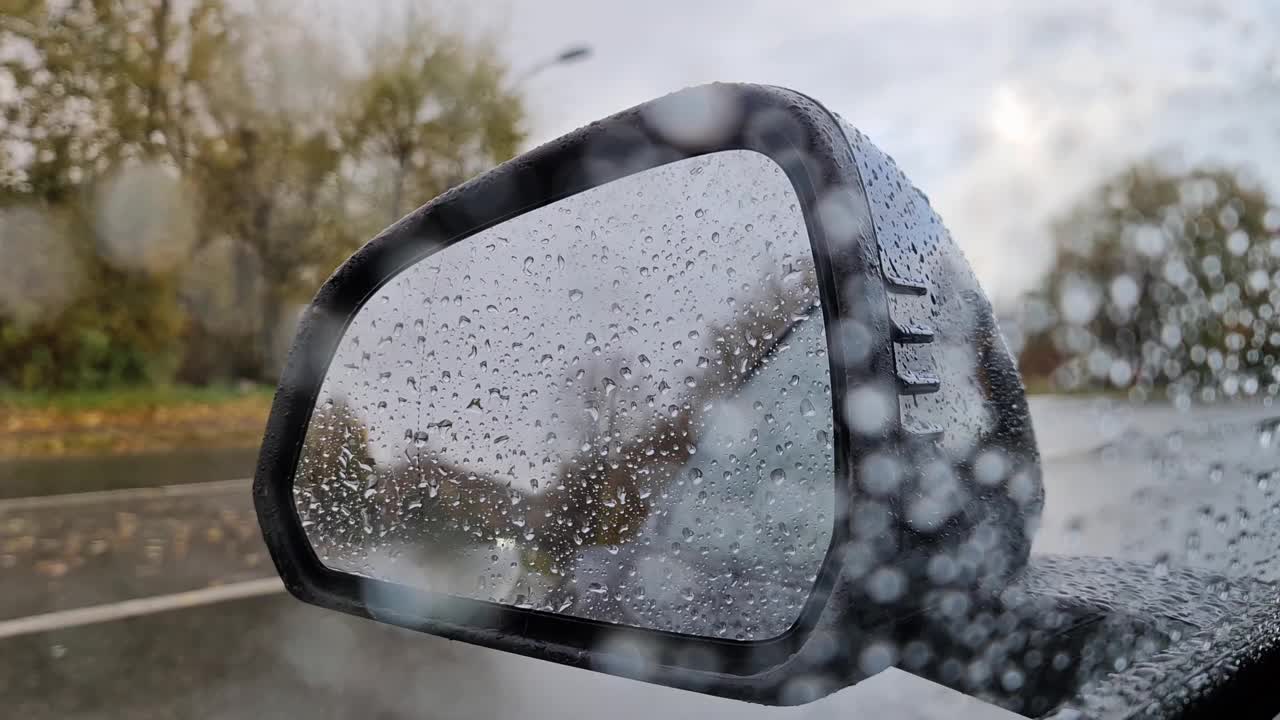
[{"x1": 253, "y1": 82, "x2": 906, "y2": 704}]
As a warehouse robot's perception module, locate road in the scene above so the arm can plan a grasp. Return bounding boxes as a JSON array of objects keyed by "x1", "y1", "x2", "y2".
[
  {"x1": 2, "y1": 397, "x2": 1276, "y2": 718},
  {"x1": 0, "y1": 480, "x2": 266, "y2": 622},
  {"x1": 0, "y1": 480, "x2": 1018, "y2": 719},
  {"x1": 1028, "y1": 396, "x2": 1280, "y2": 580},
  {"x1": 0, "y1": 446, "x2": 258, "y2": 501},
  {"x1": 1, "y1": 589, "x2": 1028, "y2": 720}
]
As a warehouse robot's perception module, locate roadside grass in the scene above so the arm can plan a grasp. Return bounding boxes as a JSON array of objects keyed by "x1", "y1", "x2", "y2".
[
  {"x1": 0, "y1": 385, "x2": 275, "y2": 458},
  {"x1": 0, "y1": 384, "x2": 274, "y2": 411}
]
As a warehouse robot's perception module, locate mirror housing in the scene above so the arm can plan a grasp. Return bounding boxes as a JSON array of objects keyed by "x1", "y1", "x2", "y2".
[{"x1": 253, "y1": 82, "x2": 1042, "y2": 705}]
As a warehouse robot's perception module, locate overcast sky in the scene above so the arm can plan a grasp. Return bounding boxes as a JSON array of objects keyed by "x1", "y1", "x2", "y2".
[{"x1": 437, "y1": 0, "x2": 1280, "y2": 306}]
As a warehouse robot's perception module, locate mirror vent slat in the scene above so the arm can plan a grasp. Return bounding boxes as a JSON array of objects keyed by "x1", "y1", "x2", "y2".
[
  {"x1": 896, "y1": 369, "x2": 940, "y2": 396},
  {"x1": 890, "y1": 320, "x2": 934, "y2": 344}
]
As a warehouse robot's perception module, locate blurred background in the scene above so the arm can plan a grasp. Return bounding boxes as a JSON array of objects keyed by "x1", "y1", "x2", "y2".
[{"x1": 2, "y1": 1, "x2": 1280, "y2": 718}]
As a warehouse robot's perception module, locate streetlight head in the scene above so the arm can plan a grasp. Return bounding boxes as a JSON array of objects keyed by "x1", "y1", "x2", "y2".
[{"x1": 556, "y1": 45, "x2": 591, "y2": 63}]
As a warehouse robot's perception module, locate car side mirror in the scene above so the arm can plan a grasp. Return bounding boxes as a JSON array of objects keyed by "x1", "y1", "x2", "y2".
[{"x1": 252, "y1": 83, "x2": 1042, "y2": 706}]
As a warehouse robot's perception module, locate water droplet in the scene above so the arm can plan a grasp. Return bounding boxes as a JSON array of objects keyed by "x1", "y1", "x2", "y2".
[
  {"x1": 1153, "y1": 552, "x2": 1170, "y2": 578},
  {"x1": 800, "y1": 398, "x2": 816, "y2": 417},
  {"x1": 1209, "y1": 464, "x2": 1224, "y2": 485},
  {"x1": 866, "y1": 566, "x2": 906, "y2": 603},
  {"x1": 569, "y1": 289, "x2": 584, "y2": 302},
  {"x1": 770, "y1": 468, "x2": 787, "y2": 484},
  {"x1": 844, "y1": 385, "x2": 892, "y2": 435}
]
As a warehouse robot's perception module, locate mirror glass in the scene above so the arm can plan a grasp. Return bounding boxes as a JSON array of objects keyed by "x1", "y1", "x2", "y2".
[{"x1": 293, "y1": 150, "x2": 836, "y2": 641}]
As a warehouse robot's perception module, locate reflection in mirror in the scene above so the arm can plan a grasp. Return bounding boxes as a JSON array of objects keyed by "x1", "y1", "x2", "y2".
[{"x1": 293, "y1": 150, "x2": 835, "y2": 640}]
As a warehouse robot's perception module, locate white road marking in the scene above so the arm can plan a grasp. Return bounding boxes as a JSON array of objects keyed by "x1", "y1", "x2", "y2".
[
  {"x1": 0, "y1": 477, "x2": 252, "y2": 512},
  {"x1": 0, "y1": 577, "x2": 286, "y2": 640}
]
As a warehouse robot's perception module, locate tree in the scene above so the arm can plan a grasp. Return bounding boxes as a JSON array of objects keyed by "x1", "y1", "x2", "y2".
[
  {"x1": 0, "y1": 0, "x2": 527, "y2": 388},
  {"x1": 344, "y1": 13, "x2": 525, "y2": 223},
  {"x1": 0, "y1": 0, "x2": 243, "y2": 198},
  {"x1": 1017, "y1": 162, "x2": 1280, "y2": 399},
  {"x1": 0, "y1": 0, "x2": 232, "y2": 389},
  {"x1": 181, "y1": 4, "x2": 526, "y2": 379}
]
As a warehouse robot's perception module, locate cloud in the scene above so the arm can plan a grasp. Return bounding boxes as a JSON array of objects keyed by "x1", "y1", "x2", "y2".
[{"x1": 481, "y1": 0, "x2": 1280, "y2": 305}]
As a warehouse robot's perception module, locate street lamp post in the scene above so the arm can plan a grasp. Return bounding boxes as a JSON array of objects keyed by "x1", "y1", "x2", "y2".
[{"x1": 516, "y1": 45, "x2": 593, "y2": 84}]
